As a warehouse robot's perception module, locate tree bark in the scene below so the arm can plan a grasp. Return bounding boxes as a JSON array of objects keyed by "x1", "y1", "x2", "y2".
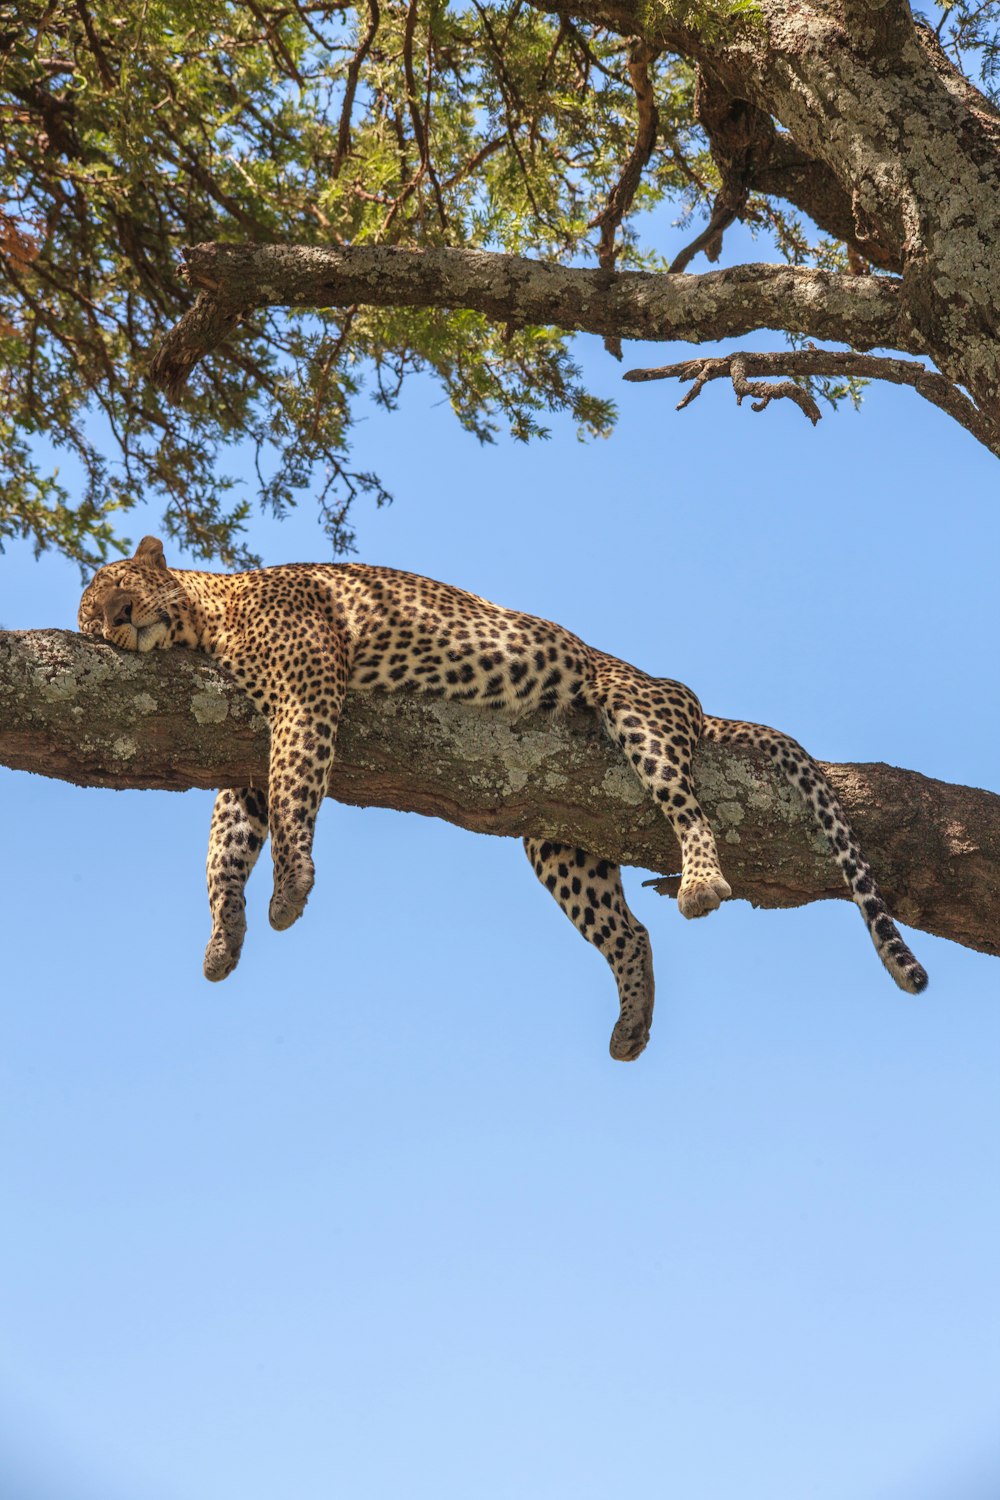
[
  {"x1": 2, "y1": 629, "x2": 996, "y2": 961},
  {"x1": 149, "y1": 243, "x2": 920, "y2": 401}
]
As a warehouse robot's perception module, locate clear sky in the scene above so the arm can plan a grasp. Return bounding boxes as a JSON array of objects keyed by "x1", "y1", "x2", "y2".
[{"x1": 1, "y1": 224, "x2": 998, "y2": 1500}]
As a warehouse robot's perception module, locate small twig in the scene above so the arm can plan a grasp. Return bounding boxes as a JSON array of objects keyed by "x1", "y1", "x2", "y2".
[
  {"x1": 240, "y1": 0, "x2": 306, "y2": 85},
  {"x1": 589, "y1": 42, "x2": 660, "y2": 269},
  {"x1": 668, "y1": 189, "x2": 745, "y2": 274},
  {"x1": 652, "y1": 352, "x2": 819, "y2": 422},
  {"x1": 403, "y1": 0, "x2": 447, "y2": 230},
  {"x1": 331, "y1": 0, "x2": 380, "y2": 178},
  {"x1": 730, "y1": 352, "x2": 821, "y2": 422},
  {"x1": 624, "y1": 349, "x2": 1000, "y2": 456},
  {"x1": 440, "y1": 136, "x2": 506, "y2": 193},
  {"x1": 73, "y1": 0, "x2": 116, "y2": 89},
  {"x1": 589, "y1": 41, "x2": 659, "y2": 357}
]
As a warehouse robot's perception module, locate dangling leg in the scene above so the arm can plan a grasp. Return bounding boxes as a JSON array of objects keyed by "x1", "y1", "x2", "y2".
[
  {"x1": 598, "y1": 673, "x2": 731, "y2": 920},
  {"x1": 524, "y1": 838, "x2": 655, "y2": 1061},
  {"x1": 265, "y1": 697, "x2": 344, "y2": 932},
  {"x1": 265, "y1": 646, "x2": 347, "y2": 934},
  {"x1": 204, "y1": 786, "x2": 269, "y2": 981}
]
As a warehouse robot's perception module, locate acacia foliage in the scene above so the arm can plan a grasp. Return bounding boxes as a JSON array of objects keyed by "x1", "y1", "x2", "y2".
[{"x1": 1, "y1": 0, "x2": 998, "y2": 564}]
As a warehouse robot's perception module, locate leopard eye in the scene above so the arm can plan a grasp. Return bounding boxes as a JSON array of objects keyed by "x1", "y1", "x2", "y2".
[{"x1": 113, "y1": 601, "x2": 133, "y2": 627}]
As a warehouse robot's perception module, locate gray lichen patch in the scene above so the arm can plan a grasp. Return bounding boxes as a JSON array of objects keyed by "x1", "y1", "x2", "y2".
[
  {"x1": 601, "y1": 764, "x2": 646, "y2": 805},
  {"x1": 190, "y1": 689, "x2": 229, "y2": 725},
  {"x1": 27, "y1": 637, "x2": 118, "y2": 697},
  {"x1": 423, "y1": 700, "x2": 567, "y2": 783},
  {"x1": 698, "y1": 746, "x2": 808, "y2": 825},
  {"x1": 134, "y1": 692, "x2": 158, "y2": 715}
]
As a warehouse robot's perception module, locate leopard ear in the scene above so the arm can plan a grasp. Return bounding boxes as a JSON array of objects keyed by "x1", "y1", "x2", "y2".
[{"x1": 133, "y1": 535, "x2": 168, "y2": 572}]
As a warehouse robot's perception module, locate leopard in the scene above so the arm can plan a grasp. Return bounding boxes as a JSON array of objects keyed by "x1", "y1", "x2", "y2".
[{"x1": 78, "y1": 536, "x2": 928, "y2": 1060}]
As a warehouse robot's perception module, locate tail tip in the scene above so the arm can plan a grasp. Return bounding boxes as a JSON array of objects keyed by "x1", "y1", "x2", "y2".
[
  {"x1": 894, "y1": 956, "x2": 928, "y2": 995},
  {"x1": 908, "y1": 963, "x2": 929, "y2": 995}
]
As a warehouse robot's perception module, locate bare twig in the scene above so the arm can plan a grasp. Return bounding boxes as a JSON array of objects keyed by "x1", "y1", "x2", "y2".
[
  {"x1": 729, "y1": 351, "x2": 821, "y2": 421},
  {"x1": 669, "y1": 189, "x2": 745, "y2": 274},
  {"x1": 440, "y1": 135, "x2": 506, "y2": 193},
  {"x1": 403, "y1": 0, "x2": 447, "y2": 229},
  {"x1": 589, "y1": 40, "x2": 660, "y2": 273},
  {"x1": 624, "y1": 349, "x2": 1000, "y2": 457},
  {"x1": 331, "y1": 0, "x2": 380, "y2": 177},
  {"x1": 587, "y1": 40, "x2": 660, "y2": 357}
]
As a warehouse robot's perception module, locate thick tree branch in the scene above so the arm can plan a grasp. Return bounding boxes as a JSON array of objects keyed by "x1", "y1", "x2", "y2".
[
  {"x1": 841, "y1": 0, "x2": 915, "y2": 58},
  {"x1": 2, "y1": 630, "x2": 996, "y2": 961},
  {"x1": 691, "y1": 62, "x2": 900, "y2": 271},
  {"x1": 752, "y1": 133, "x2": 899, "y2": 272},
  {"x1": 624, "y1": 350, "x2": 999, "y2": 458},
  {"x1": 148, "y1": 241, "x2": 921, "y2": 400}
]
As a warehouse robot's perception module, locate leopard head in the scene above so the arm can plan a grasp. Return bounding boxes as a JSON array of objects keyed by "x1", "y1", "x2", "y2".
[{"x1": 78, "y1": 536, "x2": 195, "y2": 652}]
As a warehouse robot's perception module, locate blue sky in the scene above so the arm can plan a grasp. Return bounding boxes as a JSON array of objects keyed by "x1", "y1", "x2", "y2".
[{"x1": 1, "y1": 238, "x2": 998, "y2": 1499}]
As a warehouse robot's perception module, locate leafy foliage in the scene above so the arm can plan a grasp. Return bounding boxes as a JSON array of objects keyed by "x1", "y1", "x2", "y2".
[
  {"x1": 0, "y1": 0, "x2": 710, "y2": 563},
  {"x1": 4, "y1": 1, "x2": 987, "y2": 565},
  {"x1": 935, "y1": 2, "x2": 1000, "y2": 97}
]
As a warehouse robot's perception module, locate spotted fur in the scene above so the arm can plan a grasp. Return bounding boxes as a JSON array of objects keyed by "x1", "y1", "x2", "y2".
[{"x1": 78, "y1": 537, "x2": 927, "y2": 1058}]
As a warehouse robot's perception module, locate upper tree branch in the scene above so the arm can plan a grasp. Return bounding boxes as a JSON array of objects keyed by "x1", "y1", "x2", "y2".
[
  {"x1": 842, "y1": 0, "x2": 916, "y2": 58},
  {"x1": 148, "y1": 241, "x2": 921, "y2": 400},
  {"x1": 1, "y1": 630, "x2": 996, "y2": 961}
]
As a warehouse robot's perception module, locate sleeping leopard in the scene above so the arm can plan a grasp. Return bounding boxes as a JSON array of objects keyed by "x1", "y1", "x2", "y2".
[{"x1": 78, "y1": 537, "x2": 927, "y2": 1059}]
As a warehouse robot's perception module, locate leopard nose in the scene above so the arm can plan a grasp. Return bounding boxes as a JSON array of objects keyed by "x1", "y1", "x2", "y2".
[{"x1": 102, "y1": 590, "x2": 134, "y2": 629}]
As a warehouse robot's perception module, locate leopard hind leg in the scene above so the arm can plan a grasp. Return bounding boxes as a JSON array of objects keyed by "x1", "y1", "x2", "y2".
[
  {"x1": 702, "y1": 715, "x2": 928, "y2": 993},
  {"x1": 204, "y1": 786, "x2": 269, "y2": 981},
  {"x1": 524, "y1": 839, "x2": 654, "y2": 1060},
  {"x1": 596, "y1": 669, "x2": 731, "y2": 920},
  {"x1": 263, "y1": 627, "x2": 350, "y2": 933}
]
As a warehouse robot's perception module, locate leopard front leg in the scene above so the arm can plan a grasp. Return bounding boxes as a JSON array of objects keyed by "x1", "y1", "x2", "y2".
[
  {"x1": 217, "y1": 613, "x2": 351, "y2": 936},
  {"x1": 524, "y1": 839, "x2": 655, "y2": 1061},
  {"x1": 204, "y1": 786, "x2": 269, "y2": 980}
]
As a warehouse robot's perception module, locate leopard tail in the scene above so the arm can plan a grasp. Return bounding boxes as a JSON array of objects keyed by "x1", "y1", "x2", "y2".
[{"x1": 701, "y1": 715, "x2": 928, "y2": 995}]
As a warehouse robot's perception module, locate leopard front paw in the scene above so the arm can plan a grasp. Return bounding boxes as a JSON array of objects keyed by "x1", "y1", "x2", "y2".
[
  {"x1": 204, "y1": 900, "x2": 246, "y2": 981},
  {"x1": 677, "y1": 874, "x2": 732, "y2": 920},
  {"x1": 609, "y1": 1017, "x2": 650, "y2": 1062},
  {"x1": 204, "y1": 931, "x2": 243, "y2": 982},
  {"x1": 269, "y1": 863, "x2": 314, "y2": 931}
]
